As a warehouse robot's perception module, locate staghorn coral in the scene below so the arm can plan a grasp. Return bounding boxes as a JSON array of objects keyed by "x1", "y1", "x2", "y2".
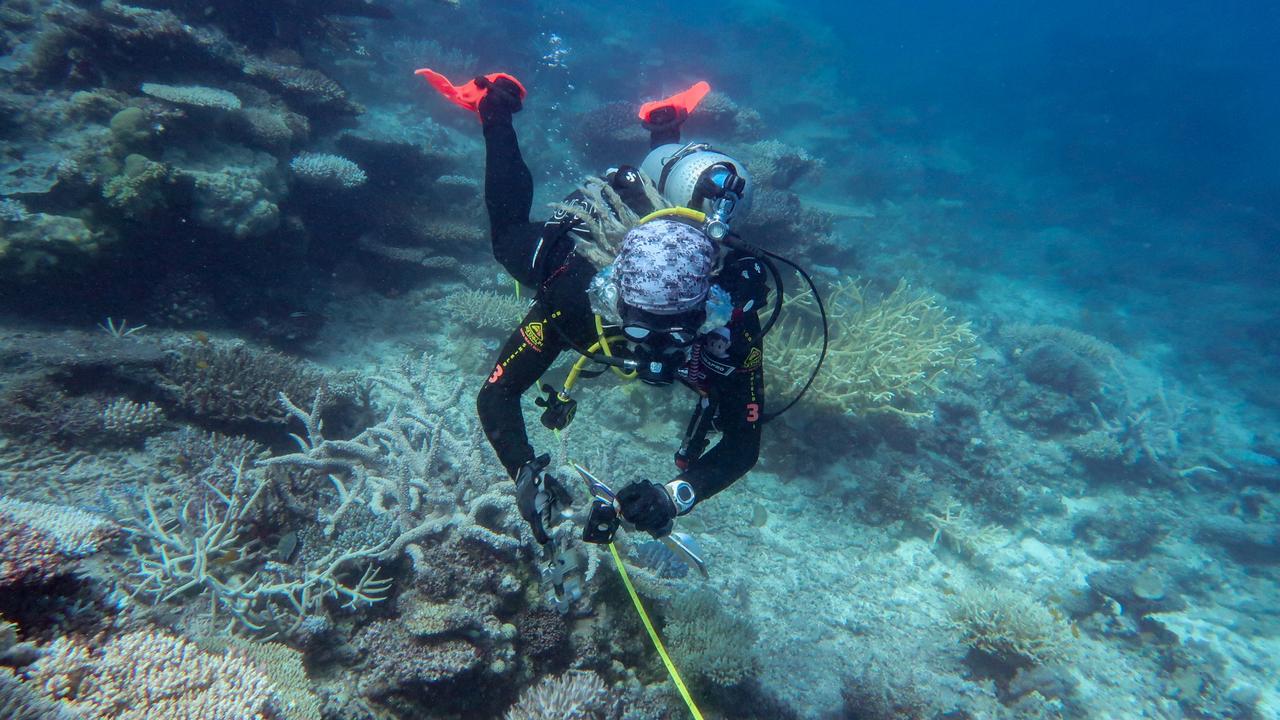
[
  {"x1": 443, "y1": 289, "x2": 531, "y2": 330},
  {"x1": 123, "y1": 459, "x2": 392, "y2": 636},
  {"x1": 262, "y1": 353, "x2": 505, "y2": 562},
  {"x1": 100, "y1": 398, "x2": 166, "y2": 442},
  {"x1": 951, "y1": 585, "x2": 1073, "y2": 666},
  {"x1": 504, "y1": 670, "x2": 609, "y2": 720},
  {"x1": 26, "y1": 628, "x2": 283, "y2": 719},
  {"x1": 922, "y1": 497, "x2": 1007, "y2": 561},
  {"x1": 0, "y1": 497, "x2": 117, "y2": 587},
  {"x1": 547, "y1": 174, "x2": 669, "y2": 268},
  {"x1": 771, "y1": 277, "x2": 978, "y2": 417}
]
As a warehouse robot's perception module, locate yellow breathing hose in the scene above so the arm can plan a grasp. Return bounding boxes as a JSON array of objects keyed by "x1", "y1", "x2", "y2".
[{"x1": 637, "y1": 207, "x2": 708, "y2": 226}]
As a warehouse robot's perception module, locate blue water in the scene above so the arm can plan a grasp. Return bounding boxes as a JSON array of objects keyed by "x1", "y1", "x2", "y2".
[{"x1": 0, "y1": 1, "x2": 1276, "y2": 718}]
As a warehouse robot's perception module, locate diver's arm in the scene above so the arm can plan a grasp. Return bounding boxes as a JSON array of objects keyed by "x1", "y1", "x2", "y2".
[{"x1": 680, "y1": 360, "x2": 765, "y2": 503}]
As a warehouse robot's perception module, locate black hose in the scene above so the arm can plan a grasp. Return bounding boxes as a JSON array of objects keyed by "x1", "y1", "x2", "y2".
[
  {"x1": 719, "y1": 237, "x2": 829, "y2": 422},
  {"x1": 760, "y1": 250, "x2": 828, "y2": 422}
]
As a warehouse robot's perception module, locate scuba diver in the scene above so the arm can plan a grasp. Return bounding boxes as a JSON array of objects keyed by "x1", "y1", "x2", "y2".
[{"x1": 418, "y1": 70, "x2": 823, "y2": 578}]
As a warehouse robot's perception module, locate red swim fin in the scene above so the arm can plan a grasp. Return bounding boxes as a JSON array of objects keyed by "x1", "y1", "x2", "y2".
[
  {"x1": 638, "y1": 80, "x2": 711, "y2": 122},
  {"x1": 415, "y1": 68, "x2": 526, "y2": 114}
]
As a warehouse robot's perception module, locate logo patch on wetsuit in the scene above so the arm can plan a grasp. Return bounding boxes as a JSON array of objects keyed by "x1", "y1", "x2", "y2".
[
  {"x1": 701, "y1": 353, "x2": 735, "y2": 376},
  {"x1": 743, "y1": 347, "x2": 762, "y2": 370},
  {"x1": 521, "y1": 321, "x2": 545, "y2": 350}
]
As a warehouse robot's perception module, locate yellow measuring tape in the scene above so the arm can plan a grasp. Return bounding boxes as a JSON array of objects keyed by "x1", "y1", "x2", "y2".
[{"x1": 608, "y1": 542, "x2": 705, "y2": 719}]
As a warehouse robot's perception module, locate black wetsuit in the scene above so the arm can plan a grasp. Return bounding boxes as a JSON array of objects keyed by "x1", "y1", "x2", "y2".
[{"x1": 475, "y1": 114, "x2": 766, "y2": 507}]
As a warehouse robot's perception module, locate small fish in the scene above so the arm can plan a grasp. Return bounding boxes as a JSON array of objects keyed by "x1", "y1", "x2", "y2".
[
  {"x1": 751, "y1": 503, "x2": 769, "y2": 528},
  {"x1": 276, "y1": 531, "x2": 299, "y2": 563},
  {"x1": 288, "y1": 311, "x2": 309, "y2": 319}
]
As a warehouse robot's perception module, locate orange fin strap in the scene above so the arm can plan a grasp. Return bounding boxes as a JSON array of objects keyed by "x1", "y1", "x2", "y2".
[
  {"x1": 415, "y1": 69, "x2": 526, "y2": 113},
  {"x1": 638, "y1": 80, "x2": 711, "y2": 122}
]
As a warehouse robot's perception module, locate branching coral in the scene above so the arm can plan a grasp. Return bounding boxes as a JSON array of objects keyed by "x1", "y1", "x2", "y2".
[
  {"x1": 0, "y1": 497, "x2": 117, "y2": 587},
  {"x1": 771, "y1": 277, "x2": 978, "y2": 417},
  {"x1": 264, "y1": 354, "x2": 509, "y2": 560},
  {"x1": 951, "y1": 585, "x2": 1072, "y2": 666},
  {"x1": 26, "y1": 628, "x2": 283, "y2": 719},
  {"x1": 101, "y1": 398, "x2": 166, "y2": 441},
  {"x1": 922, "y1": 497, "x2": 1007, "y2": 560},
  {"x1": 505, "y1": 671, "x2": 609, "y2": 720},
  {"x1": 443, "y1": 289, "x2": 531, "y2": 330},
  {"x1": 123, "y1": 458, "x2": 392, "y2": 636}
]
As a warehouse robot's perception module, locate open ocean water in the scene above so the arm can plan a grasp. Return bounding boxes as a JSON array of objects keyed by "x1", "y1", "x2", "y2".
[{"x1": 0, "y1": 1, "x2": 1276, "y2": 718}]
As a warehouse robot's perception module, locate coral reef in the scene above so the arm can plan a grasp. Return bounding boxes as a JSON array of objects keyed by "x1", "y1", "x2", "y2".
[
  {"x1": 771, "y1": 277, "x2": 978, "y2": 417},
  {"x1": 951, "y1": 585, "x2": 1073, "y2": 667},
  {"x1": 25, "y1": 628, "x2": 283, "y2": 718},
  {"x1": 663, "y1": 588, "x2": 760, "y2": 690},
  {"x1": 442, "y1": 288, "x2": 531, "y2": 330},
  {"x1": 140, "y1": 82, "x2": 242, "y2": 111},
  {"x1": 0, "y1": 497, "x2": 117, "y2": 587},
  {"x1": 504, "y1": 670, "x2": 610, "y2": 720},
  {"x1": 290, "y1": 152, "x2": 368, "y2": 190}
]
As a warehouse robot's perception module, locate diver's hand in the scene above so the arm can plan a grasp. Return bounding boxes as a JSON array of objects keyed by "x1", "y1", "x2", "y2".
[
  {"x1": 617, "y1": 480, "x2": 677, "y2": 537},
  {"x1": 477, "y1": 75, "x2": 524, "y2": 124},
  {"x1": 515, "y1": 454, "x2": 568, "y2": 545}
]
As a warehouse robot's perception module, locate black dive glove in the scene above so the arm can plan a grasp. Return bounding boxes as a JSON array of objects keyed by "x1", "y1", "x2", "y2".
[
  {"x1": 477, "y1": 76, "x2": 524, "y2": 125},
  {"x1": 617, "y1": 480, "x2": 677, "y2": 537},
  {"x1": 514, "y1": 454, "x2": 570, "y2": 545}
]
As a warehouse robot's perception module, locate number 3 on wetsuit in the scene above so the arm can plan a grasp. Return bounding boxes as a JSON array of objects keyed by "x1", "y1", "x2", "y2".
[
  {"x1": 488, "y1": 364, "x2": 504, "y2": 384},
  {"x1": 746, "y1": 403, "x2": 760, "y2": 422}
]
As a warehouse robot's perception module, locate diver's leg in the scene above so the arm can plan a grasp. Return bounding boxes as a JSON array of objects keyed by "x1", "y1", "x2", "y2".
[{"x1": 481, "y1": 101, "x2": 550, "y2": 286}]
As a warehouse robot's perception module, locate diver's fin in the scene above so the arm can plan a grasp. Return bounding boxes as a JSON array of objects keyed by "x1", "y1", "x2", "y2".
[
  {"x1": 638, "y1": 80, "x2": 711, "y2": 123},
  {"x1": 415, "y1": 69, "x2": 526, "y2": 114}
]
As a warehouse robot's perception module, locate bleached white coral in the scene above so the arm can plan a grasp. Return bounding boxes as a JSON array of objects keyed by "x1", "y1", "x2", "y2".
[
  {"x1": 290, "y1": 152, "x2": 368, "y2": 189},
  {"x1": 27, "y1": 629, "x2": 282, "y2": 719},
  {"x1": 0, "y1": 498, "x2": 115, "y2": 556},
  {"x1": 101, "y1": 398, "x2": 166, "y2": 440},
  {"x1": 140, "y1": 82, "x2": 242, "y2": 110}
]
